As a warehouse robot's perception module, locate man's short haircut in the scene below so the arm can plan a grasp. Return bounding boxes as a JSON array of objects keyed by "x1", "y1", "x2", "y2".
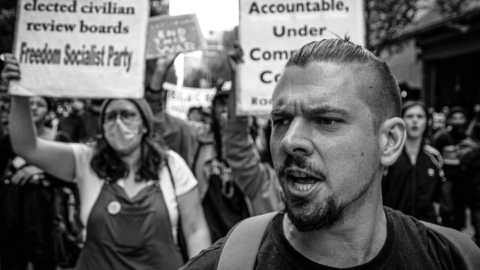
[{"x1": 286, "y1": 38, "x2": 401, "y2": 131}]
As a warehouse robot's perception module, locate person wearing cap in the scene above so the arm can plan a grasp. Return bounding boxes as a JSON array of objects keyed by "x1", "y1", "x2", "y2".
[
  {"x1": 0, "y1": 95, "x2": 71, "y2": 270},
  {"x1": 432, "y1": 106, "x2": 469, "y2": 229},
  {"x1": 382, "y1": 101, "x2": 444, "y2": 224},
  {"x1": 187, "y1": 106, "x2": 205, "y2": 123},
  {"x1": 1, "y1": 54, "x2": 211, "y2": 269}
]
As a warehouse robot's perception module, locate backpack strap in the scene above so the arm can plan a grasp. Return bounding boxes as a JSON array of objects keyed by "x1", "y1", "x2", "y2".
[
  {"x1": 164, "y1": 158, "x2": 190, "y2": 262},
  {"x1": 421, "y1": 221, "x2": 480, "y2": 269},
  {"x1": 216, "y1": 212, "x2": 278, "y2": 270}
]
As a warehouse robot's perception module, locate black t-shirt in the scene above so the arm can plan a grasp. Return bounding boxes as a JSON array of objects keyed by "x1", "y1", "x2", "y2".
[
  {"x1": 382, "y1": 145, "x2": 443, "y2": 223},
  {"x1": 0, "y1": 133, "x2": 71, "y2": 257},
  {"x1": 202, "y1": 159, "x2": 250, "y2": 243},
  {"x1": 0, "y1": 134, "x2": 14, "y2": 176},
  {"x1": 58, "y1": 113, "x2": 84, "y2": 143},
  {"x1": 182, "y1": 208, "x2": 469, "y2": 270}
]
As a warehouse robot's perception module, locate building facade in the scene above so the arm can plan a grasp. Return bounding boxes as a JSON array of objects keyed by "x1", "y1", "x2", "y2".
[{"x1": 383, "y1": 8, "x2": 480, "y2": 114}]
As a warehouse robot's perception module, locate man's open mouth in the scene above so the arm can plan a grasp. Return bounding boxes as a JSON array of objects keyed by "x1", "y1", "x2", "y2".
[{"x1": 286, "y1": 168, "x2": 324, "y2": 193}]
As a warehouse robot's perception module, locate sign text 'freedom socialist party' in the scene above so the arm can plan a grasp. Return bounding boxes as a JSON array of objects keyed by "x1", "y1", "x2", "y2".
[{"x1": 10, "y1": 0, "x2": 149, "y2": 98}]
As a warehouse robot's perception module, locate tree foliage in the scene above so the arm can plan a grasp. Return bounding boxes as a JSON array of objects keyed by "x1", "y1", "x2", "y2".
[
  {"x1": 365, "y1": 0, "x2": 423, "y2": 55},
  {"x1": 436, "y1": 0, "x2": 473, "y2": 16},
  {"x1": 365, "y1": 0, "x2": 476, "y2": 56}
]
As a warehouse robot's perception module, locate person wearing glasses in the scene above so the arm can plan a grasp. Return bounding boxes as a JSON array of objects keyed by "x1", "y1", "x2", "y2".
[{"x1": 1, "y1": 54, "x2": 210, "y2": 269}]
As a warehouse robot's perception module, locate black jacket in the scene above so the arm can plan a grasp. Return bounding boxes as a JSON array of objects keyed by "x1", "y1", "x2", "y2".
[{"x1": 383, "y1": 145, "x2": 444, "y2": 223}]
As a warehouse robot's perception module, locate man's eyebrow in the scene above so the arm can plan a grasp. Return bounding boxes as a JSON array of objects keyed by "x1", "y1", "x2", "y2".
[
  {"x1": 270, "y1": 108, "x2": 291, "y2": 118},
  {"x1": 305, "y1": 106, "x2": 349, "y2": 117}
]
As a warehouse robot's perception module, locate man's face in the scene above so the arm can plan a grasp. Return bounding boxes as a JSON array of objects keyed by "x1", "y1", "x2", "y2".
[
  {"x1": 271, "y1": 63, "x2": 381, "y2": 231},
  {"x1": 433, "y1": 113, "x2": 446, "y2": 130},
  {"x1": 188, "y1": 108, "x2": 204, "y2": 122},
  {"x1": 30, "y1": 96, "x2": 49, "y2": 124},
  {"x1": 403, "y1": 105, "x2": 427, "y2": 139},
  {"x1": 451, "y1": 112, "x2": 467, "y2": 127},
  {"x1": 145, "y1": 91, "x2": 165, "y2": 116}
]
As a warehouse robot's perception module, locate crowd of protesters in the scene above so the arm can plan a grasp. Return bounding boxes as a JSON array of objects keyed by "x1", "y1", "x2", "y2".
[
  {"x1": 0, "y1": 42, "x2": 479, "y2": 269},
  {"x1": 383, "y1": 101, "x2": 480, "y2": 242}
]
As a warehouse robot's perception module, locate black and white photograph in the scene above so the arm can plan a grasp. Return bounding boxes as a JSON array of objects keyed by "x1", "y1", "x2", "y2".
[{"x1": 0, "y1": 0, "x2": 479, "y2": 269}]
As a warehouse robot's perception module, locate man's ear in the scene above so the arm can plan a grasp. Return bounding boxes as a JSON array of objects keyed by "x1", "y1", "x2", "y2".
[{"x1": 379, "y1": 117, "x2": 406, "y2": 167}]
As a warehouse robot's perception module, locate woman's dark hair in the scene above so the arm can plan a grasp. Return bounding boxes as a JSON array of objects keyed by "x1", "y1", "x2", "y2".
[
  {"x1": 91, "y1": 135, "x2": 168, "y2": 183},
  {"x1": 401, "y1": 100, "x2": 431, "y2": 144},
  {"x1": 90, "y1": 99, "x2": 169, "y2": 183},
  {"x1": 42, "y1": 97, "x2": 53, "y2": 112}
]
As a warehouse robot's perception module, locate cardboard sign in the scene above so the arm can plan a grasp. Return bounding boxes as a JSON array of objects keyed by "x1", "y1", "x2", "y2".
[
  {"x1": 146, "y1": 14, "x2": 206, "y2": 59},
  {"x1": 163, "y1": 82, "x2": 215, "y2": 120},
  {"x1": 237, "y1": 0, "x2": 365, "y2": 115},
  {"x1": 9, "y1": 0, "x2": 149, "y2": 98}
]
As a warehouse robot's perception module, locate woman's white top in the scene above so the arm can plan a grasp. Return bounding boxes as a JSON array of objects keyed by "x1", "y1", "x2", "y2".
[{"x1": 70, "y1": 144, "x2": 198, "y2": 239}]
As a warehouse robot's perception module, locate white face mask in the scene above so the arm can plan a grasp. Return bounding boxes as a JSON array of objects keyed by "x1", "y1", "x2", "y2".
[{"x1": 103, "y1": 118, "x2": 143, "y2": 155}]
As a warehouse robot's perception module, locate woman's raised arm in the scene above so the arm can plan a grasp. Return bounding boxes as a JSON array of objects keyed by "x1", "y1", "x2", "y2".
[{"x1": 3, "y1": 54, "x2": 76, "y2": 182}]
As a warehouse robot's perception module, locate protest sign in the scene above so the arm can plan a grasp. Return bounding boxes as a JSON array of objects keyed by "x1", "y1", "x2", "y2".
[
  {"x1": 237, "y1": 0, "x2": 365, "y2": 115},
  {"x1": 146, "y1": 14, "x2": 206, "y2": 59},
  {"x1": 9, "y1": 0, "x2": 149, "y2": 98},
  {"x1": 163, "y1": 82, "x2": 215, "y2": 120}
]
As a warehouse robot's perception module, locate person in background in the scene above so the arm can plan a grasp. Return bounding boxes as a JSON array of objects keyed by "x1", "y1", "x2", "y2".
[
  {"x1": 58, "y1": 99, "x2": 103, "y2": 145},
  {"x1": 187, "y1": 106, "x2": 205, "y2": 123},
  {"x1": 2, "y1": 54, "x2": 210, "y2": 269},
  {"x1": 466, "y1": 104, "x2": 480, "y2": 138},
  {"x1": 432, "y1": 106, "x2": 469, "y2": 229},
  {"x1": 442, "y1": 106, "x2": 450, "y2": 122},
  {"x1": 144, "y1": 61, "x2": 200, "y2": 169},
  {"x1": 459, "y1": 119, "x2": 480, "y2": 246},
  {"x1": 146, "y1": 54, "x2": 279, "y2": 243},
  {"x1": 79, "y1": 99, "x2": 103, "y2": 145},
  {"x1": 0, "y1": 95, "x2": 70, "y2": 270},
  {"x1": 58, "y1": 99, "x2": 85, "y2": 143},
  {"x1": 432, "y1": 112, "x2": 447, "y2": 136},
  {"x1": 222, "y1": 45, "x2": 282, "y2": 214},
  {"x1": 60, "y1": 99, "x2": 104, "y2": 145},
  {"x1": 382, "y1": 101, "x2": 444, "y2": 224},
  {"x1": 0, "y1": 94, "x2": 10, "y2": 135}
]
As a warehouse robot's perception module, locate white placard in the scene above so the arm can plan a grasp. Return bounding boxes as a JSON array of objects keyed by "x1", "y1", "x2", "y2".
[
  {"x1": 237, "y1": 0, "x2": 365, "y2": 115},
  {"x1": 10, "y1": 0, "x2": 150, "y2": 98},
  {"x1": 163, "y1": 82, "x2": 216, "y2": 120}
]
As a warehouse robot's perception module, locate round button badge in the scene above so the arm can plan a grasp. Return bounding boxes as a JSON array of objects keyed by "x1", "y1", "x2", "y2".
[{"x1": 108, "y1": 201, "x2": 121, "y2": 215}]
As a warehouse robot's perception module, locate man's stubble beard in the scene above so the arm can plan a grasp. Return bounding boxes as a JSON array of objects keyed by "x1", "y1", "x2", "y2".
[
  {"x1": 282, "y1": 190, "x2": 344, "y2": 232},
  {"x1": 281, "y1": 153, "x2": 379, "y2": 233}
]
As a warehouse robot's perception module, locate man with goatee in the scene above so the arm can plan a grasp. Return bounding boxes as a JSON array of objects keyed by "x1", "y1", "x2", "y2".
[{"x1": 181, "y1": 38, "x2": 480, "y2": 270}]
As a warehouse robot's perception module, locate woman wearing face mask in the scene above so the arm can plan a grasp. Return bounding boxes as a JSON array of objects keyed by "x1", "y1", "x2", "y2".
[
  {"x1": 382, "y1": 101, "x2": 445, "y2": 224},
  {"x1": 2, "y1": 55, "x2": 210, "y2": 269},
  {"x1": 0, "y1": 95, "x2": 71, "y2": 270}
]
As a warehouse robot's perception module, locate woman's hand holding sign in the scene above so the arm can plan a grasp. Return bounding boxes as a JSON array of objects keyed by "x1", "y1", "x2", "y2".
[{"x1": 1, "y1": 54, "x2": 21, "y2": 87}]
